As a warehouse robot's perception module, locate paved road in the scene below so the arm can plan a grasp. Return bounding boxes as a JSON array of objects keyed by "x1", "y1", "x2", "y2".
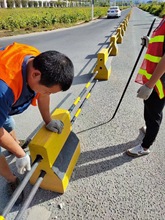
[
  {"x1": 0, "y1": 7, "x2": 165, "y2": 220},
  {"x1": 0, "y1": 8, "x2": 129, "y2": 140}
]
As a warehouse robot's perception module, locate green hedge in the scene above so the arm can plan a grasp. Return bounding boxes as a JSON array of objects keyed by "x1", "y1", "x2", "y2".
[
  {"x1": 139, "y1": 3, "x2": 165, "y2": 17},
  {"x1": 0, "y1": 7, "x2": 108, "y2": 32}
]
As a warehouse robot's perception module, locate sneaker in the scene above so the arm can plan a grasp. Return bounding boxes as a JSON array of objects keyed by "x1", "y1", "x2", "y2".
[
  {"x1": 141, "y1": 125, "x2": 147, "y2": 134},
  {"x1": 7, "y1": 177, "x2": 24, "y2": 205},
  {"x1": 126, "y1": 145, "x2": 150, "y2": 157}
]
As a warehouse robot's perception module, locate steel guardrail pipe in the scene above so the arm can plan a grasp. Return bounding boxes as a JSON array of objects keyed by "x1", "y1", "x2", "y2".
[{"x1": 2, "y1": 155, "x2": 42, "y2": 218}]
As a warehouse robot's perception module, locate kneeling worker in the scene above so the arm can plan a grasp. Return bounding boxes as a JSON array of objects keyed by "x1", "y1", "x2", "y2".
[{"x1": 0, "y1": 42, "x2": 74, "y2": 204}]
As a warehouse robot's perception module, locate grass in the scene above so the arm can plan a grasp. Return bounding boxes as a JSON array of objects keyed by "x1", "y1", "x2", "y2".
[{"x1": 0, "y1": 7, "x2": 108, "y2": 37}]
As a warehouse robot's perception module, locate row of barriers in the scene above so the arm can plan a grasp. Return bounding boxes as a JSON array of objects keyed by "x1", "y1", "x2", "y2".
[
  {"x1": 0, "y1": 10, "x2": 132, "y2": 220},
  {"x1": 94, "y1": 10, "x2": 132, "y2": 80}
]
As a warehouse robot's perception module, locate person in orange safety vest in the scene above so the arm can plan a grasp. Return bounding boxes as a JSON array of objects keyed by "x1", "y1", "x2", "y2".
[
  {"x1": 0, "y1": 42, "x2": 74, "y2": 205},
  {"x1": 126, "y1": 17, "x2": 165, "y2": 157}
]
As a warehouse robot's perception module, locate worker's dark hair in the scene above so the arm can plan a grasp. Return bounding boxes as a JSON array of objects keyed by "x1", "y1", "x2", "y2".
[{"x1": 33, "y1": 51, "x2": 74, "y2": 91}]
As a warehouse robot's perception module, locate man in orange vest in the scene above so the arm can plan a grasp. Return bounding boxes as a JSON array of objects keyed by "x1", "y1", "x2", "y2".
[
  {"x1": 0, "y1": 42, "x2": 74, "y2": 204},
  {"x1": 126, "y1": 18, "x2": 165, "y2": 157}
]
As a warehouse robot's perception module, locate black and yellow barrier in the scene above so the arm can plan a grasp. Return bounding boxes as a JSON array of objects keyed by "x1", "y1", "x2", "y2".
[
  {"x1": 109, "y1": 35, "x2": 118, "y2": 56},
  {"x1": 120, "y1": 23, "x2": 125, "y2": 36},
  {"x1": 29, "y1": 108, "x2": 80, "y2": 193},
  {"x1": 94, "y1": 10, "x2": 132, "y2": 80},
  {"x1": 29, "y1": 74, "x2": 98, "y2": 194},
  {"x1": 116, "y1": 27, "x2": 123, "y2": 44},
  {"x1": 123, "y1": 18, "x2": 128, "y2": 31},
  {"x1": 93, "y1": 48, "x2": 112, "y2": 80},
  {"x1": 111, "y1": 13, "x2": 131, "y2": 54}
]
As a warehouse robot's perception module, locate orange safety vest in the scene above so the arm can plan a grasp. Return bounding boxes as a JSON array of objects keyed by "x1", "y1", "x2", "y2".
[
  {"x1": 0, "y1": 42, "x2": 40, "y2": 105},
  {"x1": 135, "y1": 17, "x2": 165, "y2": 99}
]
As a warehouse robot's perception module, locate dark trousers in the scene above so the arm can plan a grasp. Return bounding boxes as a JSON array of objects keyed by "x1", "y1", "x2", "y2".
[{"x1": 141, "y1": 90, "x2": 165, "y2": 149}]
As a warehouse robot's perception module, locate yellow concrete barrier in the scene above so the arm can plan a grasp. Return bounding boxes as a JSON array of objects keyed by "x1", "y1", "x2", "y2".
[
  {"x1": 109, "y1": 35, "x2": 118, "y2": 56},
  {"x1": 94, "y1": 48, "x2": 111, "y2": 80},
  {"x1": 29, "y1": 108, "x2": 81, "y2": 193},
  {"x1": 93, "y1": 10, "x2": 132, "y2": 81},
  {"x1": 120, "y1": 23, "x2": 125, "y2": 36},
  {"x1": 116, "y1": 27, "x2": 123, "y2": 44},
  {"x1": 123, "y1": 19, "x2": 127, "y2": 31}
]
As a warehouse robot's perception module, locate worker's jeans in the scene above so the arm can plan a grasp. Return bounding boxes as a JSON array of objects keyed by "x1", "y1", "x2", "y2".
[
  {"x1": 0, "y1": 116, "x2": 15, "y2": 155},
  {"x1": 142, "y1": 90, "x2": 165, "y2": 149}
]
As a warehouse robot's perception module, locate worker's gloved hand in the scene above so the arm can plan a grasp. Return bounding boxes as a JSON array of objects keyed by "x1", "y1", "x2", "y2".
[
  {"x1": 16, "y1": 154, "x2": 31, "y2": 174},
  {"x1": 46, "y1": 120, "x2": 64, "y2": 134},
  {"x1": 137, "y1": 85, "x2": 153, "y2": 100},
  {"x1": 141, "y1": 36, "x2": 150, "y2": 48}
]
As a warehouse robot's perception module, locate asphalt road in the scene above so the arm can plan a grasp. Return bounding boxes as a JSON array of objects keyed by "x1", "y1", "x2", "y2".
[
  {"x1": 0, "y1": 7, "x2": 165, "y2": 220},
  {"x1": 0, "y1": 8, "x2": 130, "y2": 139}
]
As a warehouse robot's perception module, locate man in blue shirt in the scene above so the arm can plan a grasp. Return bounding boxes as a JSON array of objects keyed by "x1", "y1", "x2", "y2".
[{"x1": 0, "y1": 42, "x2": 74, "y2": 204}]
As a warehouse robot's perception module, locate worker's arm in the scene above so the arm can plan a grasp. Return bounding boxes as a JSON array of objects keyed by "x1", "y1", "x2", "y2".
[
  {"x1": 37, "y1": 93, "x2": 51, "y2": 124},
  {"x1": 37, "y1": 94, "x2": 64, "y2": 133},
  {"x1": 0, "y1": 127, "x2": 25, "y2": 157},
  {"x1": 0, "y1": 127, "x2": 31, "y2": 174},
  {"x1": 0, "y1": 80, "x2": 31, "y2": 174}
]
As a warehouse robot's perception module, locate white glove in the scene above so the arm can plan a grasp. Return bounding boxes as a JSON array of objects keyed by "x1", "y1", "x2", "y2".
[
  {"x1": 141, "y1": 36, "x2": 150, "y2": 48},
  {"x1": 46, "y1": 120, "x2": 64, "y2": 134},
  {"x1": 16, "y1": 154, "x2": 31, "y2": 174},
  {"x1": 137, "y1": 85, "x2": 153, "y2": 100}
]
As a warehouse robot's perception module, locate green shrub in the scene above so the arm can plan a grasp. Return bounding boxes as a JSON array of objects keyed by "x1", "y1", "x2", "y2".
[
  {"x1": 34, "y1": 1, "x2": 38, "y2": 7},
  {"x1": 149, "y1": 4, "x2": 161, "y2": 16},
  {"x1": 22, "y1": 0, "x2": 27, "y2": 7},
  {"x1": 0, "y1": 7, "x2": 109, "y2": 33},
  {"x1": 139, "y1": 3, "x2": 165, "y2": 17},
  {"x1": 15, "y1": 0, "x2": 21, "y2": 7},
  {"x1": 7, "y1": 0, "x2": 14, "y2": 8},
  {"x1": 26, "y1": 16, "x2": 41, "y2": 27},
  {"x1": 159, "y1": 3, "x2": 165, "y2": 17}
]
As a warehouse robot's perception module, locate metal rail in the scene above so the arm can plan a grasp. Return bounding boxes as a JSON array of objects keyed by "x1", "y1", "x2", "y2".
[
  {"x1": 14, "y1": 171, "x2": 46, "y2": 220},
  {"x1": 71, "y1": 80, "x2": 98, "y2": 124},
  {"x1": 2, "y1": 156, "x2": 42, "y2": 218},
  {"x1": 68, "y1": 71, "x2": 98, "y2": 113}
]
